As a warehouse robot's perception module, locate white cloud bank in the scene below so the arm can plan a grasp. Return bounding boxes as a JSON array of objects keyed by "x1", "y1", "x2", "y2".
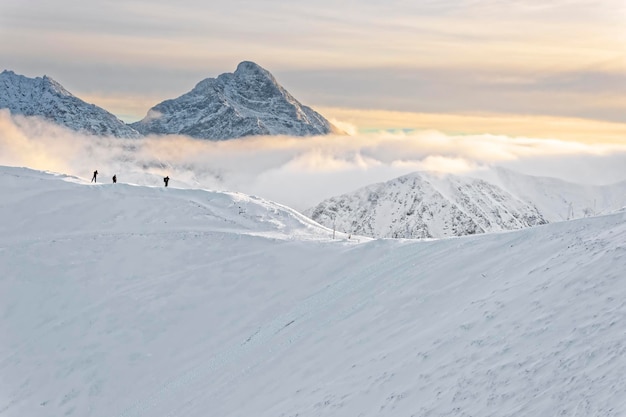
[{"x1": 1, "y1": 110, "x2": 626, "y2": 211}]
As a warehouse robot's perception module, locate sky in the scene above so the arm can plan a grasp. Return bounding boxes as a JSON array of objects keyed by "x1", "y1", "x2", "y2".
[{"x1": 1, "y1": 0, "x2": 625, "y2": 141}]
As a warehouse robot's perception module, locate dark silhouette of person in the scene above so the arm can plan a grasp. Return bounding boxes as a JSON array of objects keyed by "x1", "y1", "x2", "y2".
[
  {"x1": 164, "y1": 176, "x2": 170, "y2": 187},
  {"x1": 91, "y1": 170, "x2": 98, "y2": 183},
  {"x1": 112, "y1": 174, "x2": 117, "y2": 184}
]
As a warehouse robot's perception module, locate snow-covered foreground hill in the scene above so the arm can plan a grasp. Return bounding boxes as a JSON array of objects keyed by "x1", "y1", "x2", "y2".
[{"x1": 1, "y1": 166, "x2": 625, "y2": 417}]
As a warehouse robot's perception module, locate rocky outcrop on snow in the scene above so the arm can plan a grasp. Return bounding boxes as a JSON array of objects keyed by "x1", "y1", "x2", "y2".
[
  {"x1": 306, "y1": 171, "x2": 549, "y2": 239},
  {"x1": 131, "y1": 61, "x2": 340, "y2": 140},
  {"x1": 0, "y1": 70, "x2": 140, "y2": 138}
]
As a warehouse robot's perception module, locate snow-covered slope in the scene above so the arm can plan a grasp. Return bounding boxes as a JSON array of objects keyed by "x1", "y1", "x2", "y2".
[
  {"x1": 0, "y1": 167, "x2": 334, "y2": 242},
  {"x1": 2, "y1": 165, "x2": 625, "y2": 417},
  {"x1": 131, "y1": 61, "x2": 340, "y2": 140},
  {"x1": 482, "y1": 167, "x2": 626, "y2": 221},
  {"x1": 306, "y1": 171, "x2": 548, "y2": 239},
  {"x1": 0, "y1": 70, "x2": 141, "y2": 138}
]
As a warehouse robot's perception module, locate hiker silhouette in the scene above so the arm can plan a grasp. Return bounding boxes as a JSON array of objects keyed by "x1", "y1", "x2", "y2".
[
  {"x1": 164, "y1": 176, "x2": 169, "y2": 187},
  {"x1": 112, "y1": 174, "x2": 117, "y2": 184},
  {"x1": 91, "y1": 170, "x2": 98, "y2": 183}
]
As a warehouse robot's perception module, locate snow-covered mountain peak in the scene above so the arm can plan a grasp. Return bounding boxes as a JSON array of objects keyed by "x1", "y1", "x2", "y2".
[
  {"x1": 234, "y1": 60, "x2": 273, "y2": 78},
  {"x1": 1, "y1": 70, "x2": 32, "y2": 90},
  {"x1": 1, "y1": 70, "x2": 71, "y2": 97},
  {"x1": 41, "y1": 74, "x2": 72, "y2": 96},
  {"x1": 131, "y1": 61, "x2": 340, "y2": 140},
  {"x1": 1, "y1": 69, "x2": 18, "y2": 79},
  {"x1": 306, "y1": 170, "x2": 549, "y2": 239},
  {"x1": 0, "y1": 70, "x2": 141, "y2": 138},
  {"x1": 307, "y1": 167, "x2": 626, "y2": 239},
  {"x1": 0, "y1": 69, "x2": 17, "y2": 80},
  {"x1": 230, "y1": 60, "x2": 284, "y2": 97}
]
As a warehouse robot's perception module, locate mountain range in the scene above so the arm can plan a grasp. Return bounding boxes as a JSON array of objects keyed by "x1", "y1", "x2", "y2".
[
  {"x1": 0, "y1": 62, "x2": 337, "y2": 140},
  {"x1": 3, "y1": 65, "x2": 624, "y2": 241},
  {"x1": 306, "y1": 168, "x2": 626, "y2": 239}
]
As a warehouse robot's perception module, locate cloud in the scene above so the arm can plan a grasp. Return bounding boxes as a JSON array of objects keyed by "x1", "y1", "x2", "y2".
[
  {"x1": 317, "y1": 107, "x2": 626, "y2": 144},
  {"x1": 328, "y1": 118, "x2": 358, "y2": 136},
  {"x1": 2, "y1": 110, "x2": 626, "y2": 211}
]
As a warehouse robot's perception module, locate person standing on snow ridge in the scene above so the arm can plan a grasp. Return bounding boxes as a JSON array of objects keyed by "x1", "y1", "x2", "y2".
[
  {"x1": 164, "y1": 176, "x2": 169, "y2": 187},
  {"x1": 91, "y1": 170, "x2": 98, "y2": 183},
  {"x1": 112, "y1": 174, "x2": 117, "y2": 184}
]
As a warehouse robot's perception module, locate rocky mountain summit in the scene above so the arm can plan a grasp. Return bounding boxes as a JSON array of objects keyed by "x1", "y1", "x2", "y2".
[
  {"x1": 1, "y1": 62, "x2": 337, "y2": 140},
  {"x1": 131, "y1": 61, "x2": 339, "y2": 140}
]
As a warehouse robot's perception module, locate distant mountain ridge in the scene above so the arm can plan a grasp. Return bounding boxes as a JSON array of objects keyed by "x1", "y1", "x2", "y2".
[
  {"x1": 131, "y1": 61, "x2": 340, "y2": 140},
  {"x1": 0, "y1": 70, "x2": 141, "y2": 138},
  {"x1": 305, "y1": 170, "x2": 548, "y2": 239},
  {"x1": 306, "y1": 168, "x2": 626, "y2": 239}
]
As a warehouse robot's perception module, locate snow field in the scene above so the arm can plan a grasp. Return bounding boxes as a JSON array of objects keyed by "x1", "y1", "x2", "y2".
[{"x1": 1, "y1": 166, "x2": 625, "y2": 417}]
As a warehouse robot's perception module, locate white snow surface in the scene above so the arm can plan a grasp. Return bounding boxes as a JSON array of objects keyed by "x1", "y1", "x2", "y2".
[
  {"x1": 130, "y1": 61, "x2": 340, "y2": 140},
  {"x1": 0, "y1": 70, "x2": 141, "y2": 138},
  {"x1": 1, "y1": 165, "x2": 626, "y2": 417},
  {"x1": 481, "y1": 167, "x2": 626, "y2": 221},
  {"x1": 306, "y1": 168, "x2": 626, "y2": 239}
]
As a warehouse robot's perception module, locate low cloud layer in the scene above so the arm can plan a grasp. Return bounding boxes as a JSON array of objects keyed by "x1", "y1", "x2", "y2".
[{"x1": 2, "y1": 110, "x2": 626, "y2": 211}]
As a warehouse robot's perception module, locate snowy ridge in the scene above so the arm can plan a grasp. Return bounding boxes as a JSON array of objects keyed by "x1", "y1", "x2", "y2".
[
  {"x1": 131, "y1": 61, "x2": 340, "y2": 140},
  {"x1": 1, "y1": 165, "x2": 625, "y2": 416},
  {"x1": 0, "y1": 70, "x2": 141, "y2": 138},
  {"x1": 0, "y1": 166, "x2": 336, "y2": 242},
  {"x1": 306, "y1": 168, "x2": 626, "y2": 239},
  {"x1": 306, "y1": 170, "x2": 548, "y2": 239},
  {"x1": 481, "y1": 167, "x2": 626, "y2": 221}
]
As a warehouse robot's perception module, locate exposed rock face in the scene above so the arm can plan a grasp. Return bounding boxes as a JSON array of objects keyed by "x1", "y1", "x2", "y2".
[
  {"x1": 131, "y1": 61, "x2": 339, "y2": 140},
  {"x1": 0, "y1": 70, "x2": 140, "y2": 138}
]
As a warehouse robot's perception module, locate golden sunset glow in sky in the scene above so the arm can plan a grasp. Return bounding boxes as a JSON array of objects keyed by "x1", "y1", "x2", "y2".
[{"x1": 1, "y1": 0, "x2": 625, "y2": 142}]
